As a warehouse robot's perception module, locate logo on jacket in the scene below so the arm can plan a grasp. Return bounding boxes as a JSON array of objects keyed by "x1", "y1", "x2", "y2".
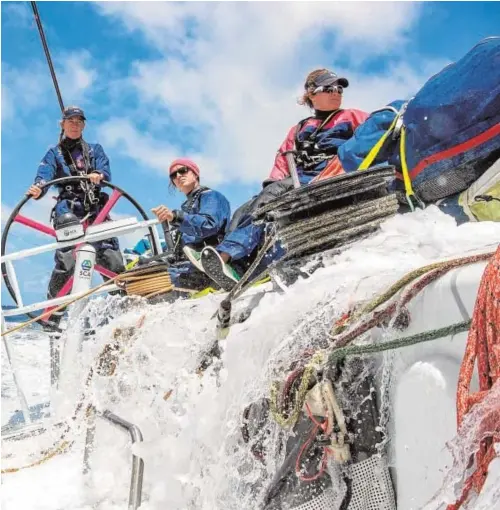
[{"x1": 76, "y1": 155, "x2": 85, "y2": 169}]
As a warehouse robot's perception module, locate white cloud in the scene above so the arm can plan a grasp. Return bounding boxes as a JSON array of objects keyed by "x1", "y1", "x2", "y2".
[
  {"x1": 1, "y1": 62, "x2": 53, "y2": 115},
  {"x1": 93, "y1": 2, "x2": 448, "y2": 185},
  {"x1": 341, "y1": 60, "x2": 452, "y2": 112},
  {"x1": 22, "y1": 195, "x2": 57, "y2": 224},
  {"x1": 96, "y1": 2, "x2": 422, "y2": 58},
  {"x1": 1, "y1": 51, "x2": 97, "y2": 124},
  {"x1": 97, "y1": 118, "x2": 225, "y2": 184},
  {"x1": 57, "y1": 51, "x2": 97, "y2": 105},
  {"x1": 2, "y1": 2, "x2": 33, "y2": 30}
]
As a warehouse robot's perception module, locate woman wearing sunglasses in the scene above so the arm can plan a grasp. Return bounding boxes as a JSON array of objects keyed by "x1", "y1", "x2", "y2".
[
  {"x1": 150, "y1": 158, "x2": 231, "y2": 290},
  {"x1": 181, "y1": 69, "x2": 370, "y2": 291},
  {"x1": 268, "y1": 68, "x2": 368, "y2": 184}
]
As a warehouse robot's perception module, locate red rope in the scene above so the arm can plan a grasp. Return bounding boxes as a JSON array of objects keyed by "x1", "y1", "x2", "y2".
[
  {"x1": 295, "y1": 403, "x2": 329, "y2": 482},
  {"x1": 332, "y1": 253, "x2": 492, "y2": 350},
  {"x1": 448, "y1": 245, "x2": 500, "y2": 509}
]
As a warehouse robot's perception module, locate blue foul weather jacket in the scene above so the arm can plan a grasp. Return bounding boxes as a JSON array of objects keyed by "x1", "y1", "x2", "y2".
[
  {"x1": 171, "y1": 186, "x2": 231, "y2": 250},
  {"x1": 34, "y1": 139, "x2": 111, "y2": 219},
  {"x1": 33, "y1": 138, "x2": 119, "y2": 251},
  {"x1": 162, "y1": 186, "x2": 231, "y2": 287}
]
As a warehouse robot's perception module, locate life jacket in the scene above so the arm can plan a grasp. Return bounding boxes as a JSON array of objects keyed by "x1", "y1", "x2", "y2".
[{"x1": 269, "y1": 109, "x2": 368, "y2": 183}]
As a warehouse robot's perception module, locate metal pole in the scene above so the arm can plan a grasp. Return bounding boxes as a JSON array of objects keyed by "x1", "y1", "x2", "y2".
[
  {"x1": 30, "y1": 1, "x2": 65, "y2": 112},
  {"x1": 4, "y1": 261, "x2": 24, "y2": 307},
  {"x1": 284, "y1": 151, "x2": 301, "y2": 189},
  {"x1": 162, "y1": 221, "x2": 175, "y2": 253},
  {"x1": 100, "y1": 410, "x2": 145, "y2": 510},
  {"x1": 1, "y1": 218, "x2": 159, "y2": 264}
]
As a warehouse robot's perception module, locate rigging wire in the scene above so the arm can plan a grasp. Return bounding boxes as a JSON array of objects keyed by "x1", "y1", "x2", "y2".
[{"x1": 30, "y1": 1, "x2": 65, "y2": 113}]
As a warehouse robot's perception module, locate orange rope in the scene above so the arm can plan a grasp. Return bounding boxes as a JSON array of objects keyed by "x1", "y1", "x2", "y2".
[{"x1": 448, "y1": 245, "x2": 500, "y2": 509}]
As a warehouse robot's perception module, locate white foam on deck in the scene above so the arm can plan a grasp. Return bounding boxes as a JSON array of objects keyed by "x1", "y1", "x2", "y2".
[{"x1": 2, "y1": 206, "x2": 500, "y2": 510}]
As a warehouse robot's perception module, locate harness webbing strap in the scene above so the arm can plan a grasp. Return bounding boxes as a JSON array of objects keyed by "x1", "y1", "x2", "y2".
[
  {"x1": 357, "y1": 115, "x2": 399, "y2": 171},
  {"x1": 356, "y1": 103, "x2": 425, "y2": 211},
  {"x1": 294, "y1": 110, "x2": 343, "y2": 152},
  {"x1": 399, "y1": 126, "x2": 421, "y2": 211},
  {"x1": 184, "y1": 186, "x2": 210, "y2": 214}
]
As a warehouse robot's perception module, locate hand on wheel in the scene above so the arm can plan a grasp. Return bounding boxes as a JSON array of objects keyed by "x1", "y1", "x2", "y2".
[
  {"x1": 26, "y1": 184, "x2": 42, "y2": 199},
  {"x1": 151, "y1": 205, "x2": 174, "y2": 223},
  {"x1": 89, "y1": 172, "x2": 104, "y2": 184}
]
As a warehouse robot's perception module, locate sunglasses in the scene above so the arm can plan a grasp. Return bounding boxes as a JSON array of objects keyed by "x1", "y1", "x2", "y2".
[
  {"x1": 170, "y1": 167, "x2": 190, "y2": 180},
  {"x1": 310, "y1": 84, "x2": 344, "y2": 96}
]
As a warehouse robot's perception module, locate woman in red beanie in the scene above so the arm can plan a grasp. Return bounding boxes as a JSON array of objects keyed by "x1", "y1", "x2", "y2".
[{"x1": 149, "y1": 158, "x2": 231, "y2": 290}]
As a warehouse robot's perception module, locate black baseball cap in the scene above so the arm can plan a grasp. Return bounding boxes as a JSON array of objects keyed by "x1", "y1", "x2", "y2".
[
  {"x1": 62, "y1": 106, "x2": 86, "y2": 121},
  {"x1": 305, "y1": 70, "x2": 349, "y2": 90}
]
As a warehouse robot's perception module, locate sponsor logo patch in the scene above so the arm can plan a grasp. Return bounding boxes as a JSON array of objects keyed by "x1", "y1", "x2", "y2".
[{"x1": 81, "y1": 259, "x2": 92, "y2": 270}]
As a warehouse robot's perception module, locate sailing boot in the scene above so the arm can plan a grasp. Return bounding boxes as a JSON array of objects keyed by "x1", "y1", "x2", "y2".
[{"x1": 200, "y1": 246, "x2": 241, "y2": 291}]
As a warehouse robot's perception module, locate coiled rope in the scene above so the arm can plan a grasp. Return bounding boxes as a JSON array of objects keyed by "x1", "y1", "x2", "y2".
[
  {"x1": 268, "y1": 250, "x2": 494, "y2": 433},
  {"x1": 269, "y1": 352, "x2": 325, "y2": 429}
]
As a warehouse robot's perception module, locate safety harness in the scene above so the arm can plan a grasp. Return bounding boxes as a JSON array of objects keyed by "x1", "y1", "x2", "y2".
[
  {"x1": 55, "y1": 138, "x2": 101, "y2": 217},
  {"x1": 291, "y1": 110, "x2": 344, "y2": 171}
]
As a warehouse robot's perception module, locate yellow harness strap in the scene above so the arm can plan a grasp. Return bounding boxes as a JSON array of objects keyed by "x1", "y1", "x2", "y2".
[
  {"x1": 357, "y1": 115, "x2": 399, "y2": 171},
  {"x1": 356, "y1": 103, "x2": 425, "y2": 212},
  {"x1": 191, "y1": 287, "x2": 219, "y2": 299},
  {"x1": 399, "y1": 126, "x2": 425, "y2": 211}
]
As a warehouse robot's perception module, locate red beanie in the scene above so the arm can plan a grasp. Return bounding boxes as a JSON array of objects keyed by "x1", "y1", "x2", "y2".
[{"x1": 169, "y1": 158, "x2": 200, "y2": 178}]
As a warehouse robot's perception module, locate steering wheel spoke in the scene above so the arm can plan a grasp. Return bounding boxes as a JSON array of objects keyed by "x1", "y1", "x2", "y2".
[
  {"x1": 14, "y1": 214, "x2": 56, "y2": 237},
  {"x1": 95, "y1": 264, "x2": 118, "y2": 279},
  {"x1": 92, "y1": 189, "x2": 122, "y2": 226},
  {"x1": 2, "y1": 176, "x2": 159, "y2": 325}
]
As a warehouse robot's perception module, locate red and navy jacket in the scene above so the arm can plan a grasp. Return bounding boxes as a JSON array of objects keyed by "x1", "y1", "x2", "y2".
[{"x1": 268, "y1": 109, "x2": 369, "y2": 184}]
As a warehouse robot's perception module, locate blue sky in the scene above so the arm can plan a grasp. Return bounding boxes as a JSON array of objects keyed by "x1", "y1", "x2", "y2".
[{"x1": 1, "y1": 0, "x2": 500, "y2": 305}]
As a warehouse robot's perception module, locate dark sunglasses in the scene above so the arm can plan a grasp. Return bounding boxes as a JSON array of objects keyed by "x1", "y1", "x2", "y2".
[
  {"x1": 170, "y1": 167, "x2": 190, "y2": 180},
  {"x1": 310, "y1": 84, "x2": 343, "y2": 96}
]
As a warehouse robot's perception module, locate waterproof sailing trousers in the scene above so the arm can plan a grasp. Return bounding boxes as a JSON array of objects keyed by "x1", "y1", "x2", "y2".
[{"x1": 216, "y1": 178, "x2": 293, "y2": 273}]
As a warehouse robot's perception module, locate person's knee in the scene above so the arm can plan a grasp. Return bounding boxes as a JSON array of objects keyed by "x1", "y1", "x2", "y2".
[
  {"x1": 98, "y1": 248, "x2": 125, "y2": 274},
  {"x1": 54, "y1": 249, "x2": 76, "y2": 272},
  {"x1": 254, "y1": 177, "x2": 294, "y2": 209},
  {"x1": 227, "y1": 197, "x2": 259, "y2": 233}
]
